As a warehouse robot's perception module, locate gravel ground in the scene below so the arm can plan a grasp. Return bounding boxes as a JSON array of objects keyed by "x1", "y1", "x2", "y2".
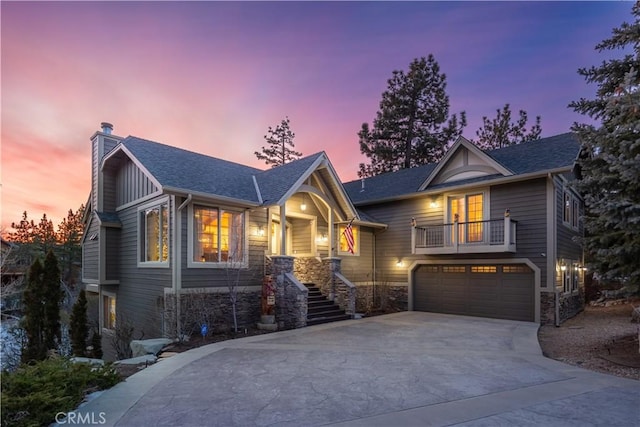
[{"x1": 538, "y1": 298, "x2": 640, "y2": 381}]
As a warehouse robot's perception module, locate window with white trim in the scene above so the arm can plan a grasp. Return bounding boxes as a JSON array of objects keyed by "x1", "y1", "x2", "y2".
[
  {"x1": 140, "y1": 202, "x2": 169, "y2": 264},
  {"x1": 191, "y1": 205, "x2": 245, "y2": 266},
  {"x1": 103, "y1": 295, "x2": 116, "y2": 330},
  {"x1": 562, "y1": 190, "x2": 581, "y2": 230}
]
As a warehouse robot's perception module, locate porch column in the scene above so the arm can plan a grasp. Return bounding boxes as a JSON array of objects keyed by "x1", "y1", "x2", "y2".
[
  {"x1": 279, "y1": 203, "x2": 286, "y2": 255},
  {"x1": 322, "y1": 257, "x2": 342, "y2": 300},
  {"x1": 271, "y1": 255, "x2": 296, "y2": 328},
  {"x1": 328, "y1": 208, "x2": 334, "y2": 257}
]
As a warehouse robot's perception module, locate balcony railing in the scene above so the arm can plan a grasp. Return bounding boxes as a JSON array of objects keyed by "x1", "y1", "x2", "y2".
[{"x1": 412, "y1": 217, "x2": 516, "y2": 254}]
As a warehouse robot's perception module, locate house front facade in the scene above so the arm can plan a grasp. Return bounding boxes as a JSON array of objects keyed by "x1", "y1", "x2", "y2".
[{"x1": 82, "y1": 123, "x2": 584, "y2": 341}]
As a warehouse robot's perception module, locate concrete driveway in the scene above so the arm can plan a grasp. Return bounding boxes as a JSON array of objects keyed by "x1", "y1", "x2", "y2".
[{"x1": 81, "y1": 312, "x2": 639, "y2": 426}]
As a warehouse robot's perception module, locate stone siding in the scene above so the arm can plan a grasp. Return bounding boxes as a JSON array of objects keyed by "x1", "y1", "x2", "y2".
[
  {"x1": 271, "y1": 256, "x2": 308, "y2": 330},
  {"x1": 356, "y1": 283, "x2": 408, "y2": 314},
  {"x1": 334, "y1": 272, "x2": 356, "y2": 316},
  {"x1": 540, "y1": 290, "x2": 585, "y2": 325},
  {"x1": 163, "y1": 289, "x2": 261, "y2": 338}
]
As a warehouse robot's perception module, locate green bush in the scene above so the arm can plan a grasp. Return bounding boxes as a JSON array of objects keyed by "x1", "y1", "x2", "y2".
[{"x1": 1, "y1": 357, "x2": 121, "y2": 427}]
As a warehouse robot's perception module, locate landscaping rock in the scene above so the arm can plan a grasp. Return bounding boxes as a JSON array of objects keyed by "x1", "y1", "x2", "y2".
[
  {"x1": 130, "y1": 338, "x2": 172, "y2": 357},
  {"x1": 114, "y1": 354, "x2": 157, "y2": 365},
  {"x1": 70, "y1": 357, "x2": 105, "y2": 366}
]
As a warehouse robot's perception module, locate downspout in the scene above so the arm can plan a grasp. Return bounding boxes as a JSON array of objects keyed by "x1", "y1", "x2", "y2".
[
  {"x1": 548, "y1": 173, "x2": 560, "y2": 327},
  {"x1": 174, "y1": 194, "x2": 192, "y2": 337}
]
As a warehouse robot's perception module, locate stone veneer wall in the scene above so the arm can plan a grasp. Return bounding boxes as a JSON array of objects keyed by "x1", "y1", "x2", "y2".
[
  {"x1": 355, "y1": 284, "x2": 408, "y2": 314},
  {"x1": 334, "y1": 272, "x2": 356, "y2": 316},
  {"x1": 163, "y1": 289, "x2": 261, "y2": 338},
  {"x1": 271, "y1": 256, "x2": 308, "y2": 330},
  {"x1": 293, "y1": 257, "x2": 325, "y2": 285},
  {"x1": 540, "y1": 289, "x2": 585, "y2": 325}
]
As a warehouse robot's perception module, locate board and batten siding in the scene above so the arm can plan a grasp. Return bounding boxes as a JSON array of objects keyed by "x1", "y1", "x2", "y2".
[
  {"x1": 82, "y1": 216, "x2": 100, "y2": 281},
  {"x1": 116, "y1": 158, "x2": 159, "y2": 208},
  {"x1": 180, "y1": 204, "x2": 267, "y2": 289},
  {"x1": 114, "y1": 196, "x2": 173, "y2": 337}
]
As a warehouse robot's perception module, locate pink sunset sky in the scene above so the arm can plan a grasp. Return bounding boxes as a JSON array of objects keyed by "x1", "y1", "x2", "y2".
[{"x1": 0, "y1": 1, "x2": 632, "y2": 232}]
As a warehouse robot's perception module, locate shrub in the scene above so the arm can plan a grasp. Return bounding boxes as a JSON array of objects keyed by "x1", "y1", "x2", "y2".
[{"x1": 1, "y1": 357, "x2": 121, "y2": 427}]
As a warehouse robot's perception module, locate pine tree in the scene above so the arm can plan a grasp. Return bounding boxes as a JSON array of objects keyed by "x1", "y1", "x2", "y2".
[
  {"x1": 21, "y1": 258, "x2": 46, "y2": 362},
  {"x1": 42, "y1": 250, "x2": 62, "y2": 351},
  {"x1": 570, "y1": 3, "x2": 640, "y2": 288},
  {"x1": 473, "y1": 104, "x2": 542, "y2": 150},
  {"x1": 254, "y1": 116, "x2": 302, "y2": 168},
  {"x1": 358, "y1": 55, "x2": 466, "y2": 177},
  {"x1": 70, "y1": 290, "x2": 88, "y2": 357},
  {"x1": 90, "y1": 330, "x2": 103, "y2": 359}
]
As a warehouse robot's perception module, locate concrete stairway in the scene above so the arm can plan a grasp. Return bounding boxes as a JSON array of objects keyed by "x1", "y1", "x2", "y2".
[{"x1": 305, "y1": 283, "x2": 351, "y2": 326}]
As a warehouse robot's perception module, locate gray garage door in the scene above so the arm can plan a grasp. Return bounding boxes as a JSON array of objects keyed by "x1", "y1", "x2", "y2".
[{"x1": 413, "y1": 264, "x2": 534, "y2": 321}]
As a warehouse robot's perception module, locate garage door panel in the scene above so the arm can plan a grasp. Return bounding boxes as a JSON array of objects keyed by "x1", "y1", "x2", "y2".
[{"x1": 414, "y1": 264, "x2": 534, "y2": 322}]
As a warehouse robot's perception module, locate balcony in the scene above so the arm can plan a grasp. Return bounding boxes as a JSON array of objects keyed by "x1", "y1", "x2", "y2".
[{"x1": 412, "y1": 217, "x2": 516, "y2": 255}]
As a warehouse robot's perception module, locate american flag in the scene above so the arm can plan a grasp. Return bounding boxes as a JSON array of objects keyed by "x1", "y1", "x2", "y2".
[{"x1": 343, "y1": 219, "x2": 355, "y2": 254}]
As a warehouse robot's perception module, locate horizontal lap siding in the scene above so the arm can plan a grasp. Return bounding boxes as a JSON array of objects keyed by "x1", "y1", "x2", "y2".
[
  {"x1": 361, "y1": 198, "x2": 436, "y2": 283},
  {"x1": 83, "y1": 217, "x2": 99, "y2": 281},
  {"x1": 556, "y1": 183, "x2": 582, "y2": 261},
  {"x1": 116, "y1": 197, "x2": 172, "y2": 337},
  {"x1": 490, "y1": 178, "x2": 548, "y2": 287},
  {"x1": 340, "y1": 227, "x2": 374, "y2": 282},
  {"x1": 105, "y1": 228, "x2": 120, "y2": 280}
]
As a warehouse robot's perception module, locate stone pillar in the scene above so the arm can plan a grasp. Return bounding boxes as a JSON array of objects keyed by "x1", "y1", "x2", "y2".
[
  {"x1": 271, "y1": 256, "x2": 294, "y2": 329},
  {"x1": 322, "y1": 257, "x2": 342, "y2": 300}
]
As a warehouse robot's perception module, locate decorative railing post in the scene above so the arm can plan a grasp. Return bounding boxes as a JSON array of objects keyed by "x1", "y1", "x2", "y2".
[
  {"x1": 453, "y1": 213, "x2": 460, "y2": 251},
  {"x1": 504, "y1": 209, "x2": 511, "y2": 251}
]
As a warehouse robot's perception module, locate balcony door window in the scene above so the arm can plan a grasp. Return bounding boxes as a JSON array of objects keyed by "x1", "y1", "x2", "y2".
[{"x1": 448, "y1": 193, "x2": 484, "y2": 243}]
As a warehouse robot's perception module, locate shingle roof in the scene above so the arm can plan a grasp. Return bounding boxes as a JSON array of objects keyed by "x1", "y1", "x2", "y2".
[
  {"x1": 344, "y1": 132, "x2": 580, "y2": 205},
  {"x1": 123, "y1": 137, "x2": 263, "y2": 203},
  {"x1": 255, "y1": 152, "x2": 325, "y2": 204}
]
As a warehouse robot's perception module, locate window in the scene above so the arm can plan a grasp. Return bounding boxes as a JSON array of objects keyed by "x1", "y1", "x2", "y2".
[
  {"x1": 140, "y1": 202, "x2": 169, "y2": 264},
  {"x1": 192, "y1": 205, "x2": 245, "y2": 265},
  {"x1": 503, "y1": 265, "x2": 529, "y2": 273},
  {"x1": 448, "y1": 192, "x2": 485, "y2": 243},
  {"x1": 471, "y1": 266, "x2": 497, "y2": 273},
  {"x1": 443, "y1": 266, "x2": 465, "y2": 273},
  {"x1": 338, "y1": 224, "x2": 359, "y2": 255},
  {"x1": 563, "y1": 190, "x2": 581, "y2": 230},
  {"x1": 104, "y1": 295, "x2": 116, "y2": 330},
  {"x1": 563, "y1": 192, "x2": 571, "y2": 224},
  {"x1": 560, "y1": 259, "x2": 580, "y2": 293}
]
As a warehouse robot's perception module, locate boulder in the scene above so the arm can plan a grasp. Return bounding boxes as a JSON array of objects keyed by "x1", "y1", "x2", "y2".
[
  {"x1": 114, "y1": 354, "x2": 157, "y2": 365},
  {"x1": 70, "y1": 357, "x2": 105, "y2": 366},
  {"x1": 130, "y1": 338, "x2": 173, "y2": 357}
]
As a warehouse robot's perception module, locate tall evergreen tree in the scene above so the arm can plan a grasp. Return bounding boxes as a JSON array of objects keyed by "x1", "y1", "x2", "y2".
[
  {"x1": 21, "y1": 258, "x2": 46, "y2": 362},
  {"x1": 56, "y1": 205, "x2": 85, "y2": 282},
  {"x1": 473, "y1": 104, "x2": 542, "y2": 150},
  {"x1": 570, "y1": 4, "x2": 640, "y2": 288},
  {"x1": 254, "y1": 116, "x2": 302, "y2": 168},
  {"x1": 358, "y1": 55, "x2": 466, "y2": 177},
  {"x1": 42, "y1": 250, "x2": 62, "y2": 351},
  {"x1": 70, "y1": 290, "x2": 89, "y2": 357}
]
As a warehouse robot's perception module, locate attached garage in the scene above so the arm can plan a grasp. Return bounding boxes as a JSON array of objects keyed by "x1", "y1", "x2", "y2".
[{"x1": 413, "y1": 263, "x2": 535, "y2": 322}]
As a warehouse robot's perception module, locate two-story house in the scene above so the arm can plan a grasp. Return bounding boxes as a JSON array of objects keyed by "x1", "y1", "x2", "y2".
[{"x1": 82, "y1": 123, "x2": 584, "y2": 340}]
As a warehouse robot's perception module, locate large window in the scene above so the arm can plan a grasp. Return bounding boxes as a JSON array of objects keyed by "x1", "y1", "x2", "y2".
[
  {"x1": 140, "y1": 202, "x2": 169, "y2": 264},
  {"x1": 192, "y1": 205, "x2": 245, "y2": 265},
  {"x1": 448, "y1": 192, "x2": 484, "y2": 243},
  {"x1": 338, "y1": 224, "x2": 359, "y2": 255}
]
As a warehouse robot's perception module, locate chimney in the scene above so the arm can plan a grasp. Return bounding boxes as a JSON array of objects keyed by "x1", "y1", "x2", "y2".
[
  {"x1": 360, "y1": 178, "x2": 365, "y2": 192},
  {"x1": 101, "y1": 122, "x2": 113, "y2": 135}
]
